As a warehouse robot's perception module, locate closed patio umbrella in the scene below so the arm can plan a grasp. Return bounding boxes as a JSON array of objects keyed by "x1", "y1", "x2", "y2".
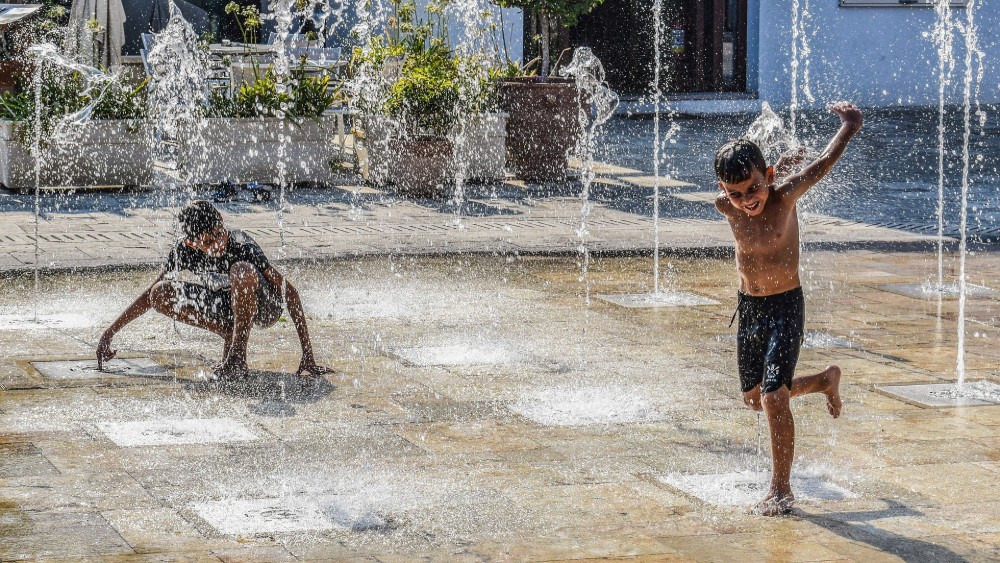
[
  {"x1": 120, "y1": 0, "x2": 209, "y2": 56},
  {"x1": 64, "y1": 0, "x2": 126, "y2": 68}
]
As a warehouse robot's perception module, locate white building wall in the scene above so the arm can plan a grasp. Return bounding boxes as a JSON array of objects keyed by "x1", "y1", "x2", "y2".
[
  {"x1": 412, "y1": 1, "x2": 523, "y2": 63},
  {"x1": 757, "y1": 1, "x2": 1000, "y2": 108}
]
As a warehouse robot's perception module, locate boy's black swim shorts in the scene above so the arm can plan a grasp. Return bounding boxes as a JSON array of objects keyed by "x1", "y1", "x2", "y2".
[
  {"x1": 165, "y1": 271, "x2": 283, "y2": 329},
  {"x1": 736, "y1": 287, "x2": 805, "y2": 394}
]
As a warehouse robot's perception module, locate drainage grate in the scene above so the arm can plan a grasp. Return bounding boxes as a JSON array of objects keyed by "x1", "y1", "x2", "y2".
[
  {"x1": 99, "y1": 417, "x2": 257, "y2": 447},
  {"x1": 660, "y1": 471, "x2": 857, "y2": 507},
  {"x1": 32, "y1": 358, "x2": 171, "y2": 380},
  {"x1": 876, "y1": 381, "x2": 1000, "y2": 408}
]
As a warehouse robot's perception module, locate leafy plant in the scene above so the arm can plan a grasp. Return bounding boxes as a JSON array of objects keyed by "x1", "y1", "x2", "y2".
[
  {"x1": 352, "y1": 0, "x2": 504, "y2": 137},
  {"x1": 211, "y1": 2, "x2": 337, "y2": 120},
  {"x1": 208, "y1": 64, "x2": 338, "y2": 120},
  {"x1": 492, "y1": 0, "x2": 605, "y2": 80},
  {"x1": 0, "y1": 68, "x2": 149, "y2": 146},
  {"x1": 224, "y1": 1, "x2": 262, "y2": 46}
]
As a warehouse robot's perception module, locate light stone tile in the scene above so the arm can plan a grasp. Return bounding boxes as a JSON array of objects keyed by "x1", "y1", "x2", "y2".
[
  {"x1": 0, "y1": 510, "x2": 133, "y2": 560},
  {"x1": 874, "y1": 463, "x2": 1000, "y2": 505},
  {"x1": 0, "y1": 471, "x2": 160, "y2": 512},
  {"x1": 394, "y1": 419, "x2": 542, "y2": 454},
  {"x1": 656, "y1": 529, "x2": 849, "y2": 562},
  {"x1": 0, "y1": 441, "x2": 59, "y2": 478},
  {"x1": 102, "y1": 508, "x2": 239, "y2": 553}
]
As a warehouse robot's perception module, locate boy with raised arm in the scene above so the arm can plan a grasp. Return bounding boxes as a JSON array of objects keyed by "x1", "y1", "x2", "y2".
[
  {"x1": 714, "y1": 102, "x2": 863, "y2": 516},
  {"x1": 97, "y1": 200, "x2": 331, "y2": 380}
]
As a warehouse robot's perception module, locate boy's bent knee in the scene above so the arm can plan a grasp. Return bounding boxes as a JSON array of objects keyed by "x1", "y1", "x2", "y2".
[
  {"x1": 150, "y1": 281, "x2": 180, "y2": 312},
  {"x1": 742, "y1": 389, "x2": 763, "y2": 411},
  {"x1": 228, "y1": 262, "x2": 260, "y2": 286}
]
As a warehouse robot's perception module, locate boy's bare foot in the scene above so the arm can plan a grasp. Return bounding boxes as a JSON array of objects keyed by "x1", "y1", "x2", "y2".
[
  {"x1": 750, "y1": 493, "x2": 795, "y2": 516},
  {"x1": 823, "y1": 365, "x2": 842, "y2": 418},
  {"x1": 213, "y1": 358, "x2": 250, "y2": 380}
]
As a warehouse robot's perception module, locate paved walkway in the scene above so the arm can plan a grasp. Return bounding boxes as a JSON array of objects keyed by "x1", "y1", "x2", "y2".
[
  {"x1": 1, "y1": 250, "x2": 999, "y2": 560},
  {"x1": 0, "y1": 162, "x2": 940, "y2": 272}
]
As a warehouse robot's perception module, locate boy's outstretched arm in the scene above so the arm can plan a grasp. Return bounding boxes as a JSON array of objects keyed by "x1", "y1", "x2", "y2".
[
  {"x1": 777, "y1": 101, "x2": 863, "y2": 201},
  {"x1": 97, "y1": 271, "x2": 166, "y2": 370},
  {"x1": 263, "y1": 267, "x2": 332, "y2": 377}
]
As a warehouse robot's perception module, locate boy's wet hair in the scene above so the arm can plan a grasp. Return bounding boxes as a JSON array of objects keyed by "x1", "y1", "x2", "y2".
[
  {"x1": 715, "y1": 138, "x2": 768, "y2": 184},
  {"x1": 178, "y1": 200, "x2": 222, "y2": 240}
]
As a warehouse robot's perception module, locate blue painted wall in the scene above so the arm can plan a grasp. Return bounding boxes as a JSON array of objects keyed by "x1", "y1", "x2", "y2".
[{"x1": 756, "y1": 1, "x2": 1000, "y2": 108}]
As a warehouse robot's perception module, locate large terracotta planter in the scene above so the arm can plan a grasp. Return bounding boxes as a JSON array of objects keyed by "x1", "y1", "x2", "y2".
[
  {"x1": 387, "y1": 137, "x2": 453, "y2": 198},
  {"x1": 498, "y1": 78, "x2": 580, "y2": 182},
  {"x1": 0, "y1": 120, "x2": 153, "y2": 189},
  {"x1": 176, "y1": 116, "x2": 342, "y2": 185}
]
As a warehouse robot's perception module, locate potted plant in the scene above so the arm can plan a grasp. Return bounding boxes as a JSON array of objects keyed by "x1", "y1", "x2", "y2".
[
  {"x1": 352, "y1": 0, "x2": 458, "y2": 198},
  {"x1": 0, "y1": 68, "x2": 152, "y2": 190},
  {"x1": 492, "y1": 0, "x2": 605, "y2": 182},
  {"x1": 171, "y1": 2, "x2": 345, "y2": 186}
]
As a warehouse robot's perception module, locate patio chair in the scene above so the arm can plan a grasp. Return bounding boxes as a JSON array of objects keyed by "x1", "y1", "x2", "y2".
[{"x1": 266, "y1": 32, "x2": 318, "y2": 48}]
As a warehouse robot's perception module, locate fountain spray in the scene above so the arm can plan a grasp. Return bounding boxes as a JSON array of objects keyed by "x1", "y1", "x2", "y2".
[
  {"x1": 956, "y1": 0, "x2": 985, "y2": 388},
  {"x1": 934, "y1": 0, "x2": 956, "y2": 292},
  {"x1": 651, "y1": 0, "x2": 662, "y2": 293},
  {"x1": 560, "y1": 47, "x2": 619, "y2": 306}
]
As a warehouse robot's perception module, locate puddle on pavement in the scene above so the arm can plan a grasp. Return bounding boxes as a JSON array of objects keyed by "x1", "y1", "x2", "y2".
[{"x1": 98, "y1": 417, "x2": 258, "y2": 447}]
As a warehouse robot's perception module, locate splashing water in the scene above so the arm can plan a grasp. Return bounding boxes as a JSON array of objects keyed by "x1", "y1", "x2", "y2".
[
  {"x1": 26, "y1": 44, "x2": 118, "y2": 320},
  {"x1": 955, "y1": 0, "x2": 986, "y2": 388},
  {"x1": 933, "y1": 0, "x2": 957, "y2": 292},
  {"x1": 745, "y1": 101, "x2": 798, "y2": 164},
  {"x1": 651, "y1": 0, "x2": 663, "y2": 293},
  {"x1": 146, "y1": 2, "x2": 211, "y2": 196},
  {"x1": 560, "y1": 47, "x2": 619, "y2": 306},
  {"x1": 788, "y1": 0, "x2": 815, "y2": 136}
]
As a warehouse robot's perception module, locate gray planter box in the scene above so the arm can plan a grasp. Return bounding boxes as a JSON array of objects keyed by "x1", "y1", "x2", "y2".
[
  {"x1": 0, "y1": 120, "x2": 153, "y2": 189},
  {"x1": 177, "y1": 116, "x2": 344, "y2": 185},
  {"x1": 362, "y1": 113, "x2": 507, "y2": 185},
  {"x1": 450, "y1": 113, "x2": 507, "y2": 181}
]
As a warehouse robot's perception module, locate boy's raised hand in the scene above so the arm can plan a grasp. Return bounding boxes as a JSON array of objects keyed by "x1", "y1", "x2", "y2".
[{"x1": 828, "y1": 101, "x2": 863, "y2": 130}]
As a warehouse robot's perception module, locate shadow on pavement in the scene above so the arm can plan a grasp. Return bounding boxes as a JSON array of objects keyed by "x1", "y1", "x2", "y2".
[
  {"x1": 800, "y1": 500, "x2": 969, "y2": 563},
  {"x1": 184, "y1": 370, "x2": 336, "y2": 417}
]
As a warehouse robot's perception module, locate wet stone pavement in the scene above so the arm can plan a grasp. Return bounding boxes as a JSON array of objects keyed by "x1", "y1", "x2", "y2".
[
  {"x1": 2, "y1": 104, "x2": 1000, "y2": 559},
  {"x1": 0, "y1": 157, "x2": 941, "y2": 272},
  {"x1": 1, "y1": 250, "x2": 999, "y2": 561}
]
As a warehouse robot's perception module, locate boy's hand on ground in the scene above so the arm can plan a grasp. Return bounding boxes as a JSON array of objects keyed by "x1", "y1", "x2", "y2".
[
  {"x1": 828, "y1": 101, "x2": 863, "y2": 130},
  {"x1": 96, "y1": 332, "x2": 116, "y2": 371},
  {"x1": 296, "y1": 357, "x2": 333, "y2": 377}
]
